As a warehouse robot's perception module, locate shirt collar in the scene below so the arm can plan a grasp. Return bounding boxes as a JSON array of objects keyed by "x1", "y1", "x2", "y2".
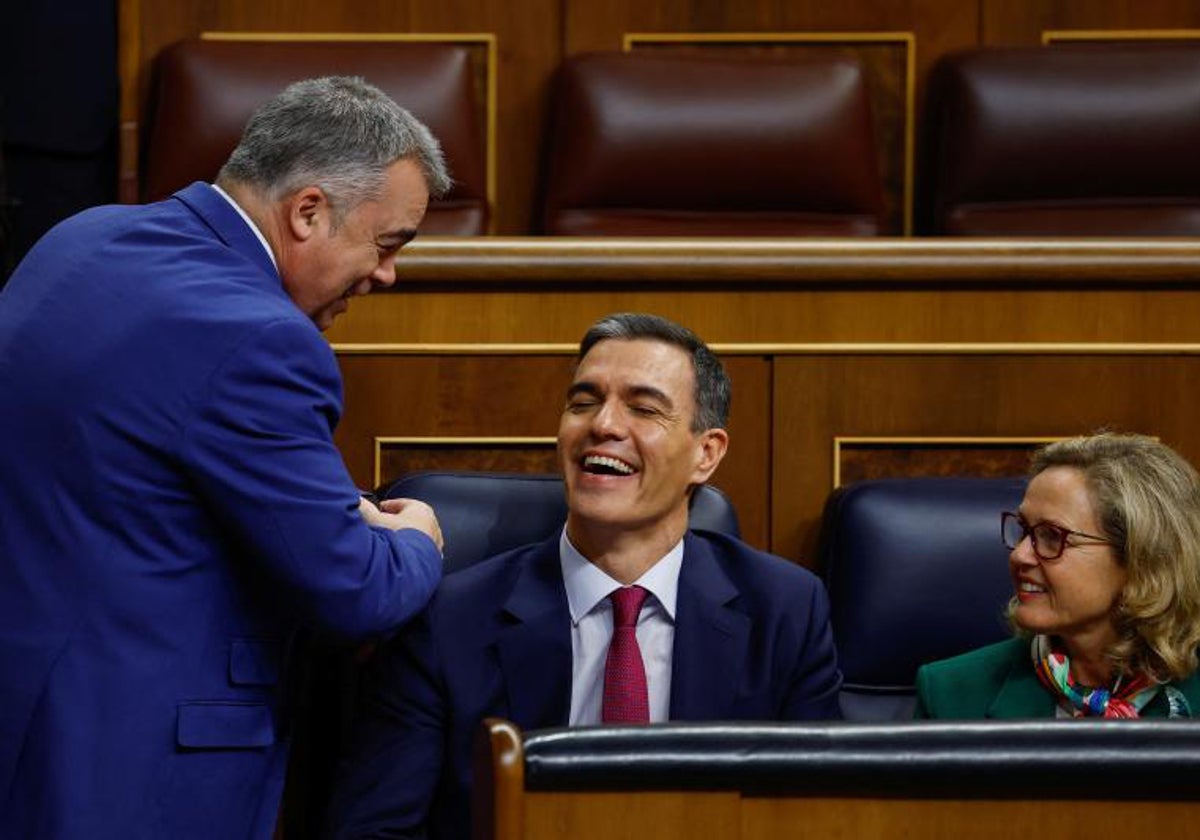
[
  {"x1": 210, "y1": 182, "x2": 278, "y2": 272},
  {"x1": 559, "y1": 527, "x2": 684, "y2": 625}
]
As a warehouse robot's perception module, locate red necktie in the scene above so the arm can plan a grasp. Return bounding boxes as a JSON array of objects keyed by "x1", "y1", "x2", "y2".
[{"x1": 602, "y1": 585, "x2": 650, "y2": 723}]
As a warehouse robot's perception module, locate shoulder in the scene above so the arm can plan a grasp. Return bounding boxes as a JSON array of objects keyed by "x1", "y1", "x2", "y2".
[
  {"x1": 688, "y1": 529, "x2": 823, "y2": 594},
  {"x1": 920, "y1": 637, "x2": 1027, "y2": 680},
  {"x1": 915, "y1": 637, "x2": 1027, "y2": 718},
  {"x1": 428, "y1": 538, "x2": 555, "y2": 618}
]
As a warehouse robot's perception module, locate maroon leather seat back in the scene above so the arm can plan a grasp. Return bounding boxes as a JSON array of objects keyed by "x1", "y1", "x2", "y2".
[
  {"x1": 143, "y1": 38, "x2": 488, "y2": 235},
  {"x1": 926, "y1": 44, "x2": 1200, "y2": 236},
  {"x1": 542, "y1": 51, "x2": 885, "y2": 236}
]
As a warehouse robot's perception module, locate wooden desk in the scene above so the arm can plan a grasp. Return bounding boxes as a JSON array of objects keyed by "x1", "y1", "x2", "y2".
[{"x1": 477, "y1": 717, "x2": 1200, "y2": 840}]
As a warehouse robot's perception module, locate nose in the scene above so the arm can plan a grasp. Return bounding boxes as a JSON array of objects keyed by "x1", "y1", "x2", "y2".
[
  {"x1": 589, "y1": 399, "x2": 627, "y2": 439},
  {"x1": 1009, "y1": 534, "x2": 1038, "y2": 568},
  {"x1": 372, "y1": 253, "x2": 398, "y2": 287}
]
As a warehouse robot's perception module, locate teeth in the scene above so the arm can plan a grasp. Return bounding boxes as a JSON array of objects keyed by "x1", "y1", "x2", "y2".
[
  {"x1": 1019, "y1": 582, "x2": 1046, "y2": 593},
  {"x1": 584, "y1": 455, "x2": 634, "y2": 475}
]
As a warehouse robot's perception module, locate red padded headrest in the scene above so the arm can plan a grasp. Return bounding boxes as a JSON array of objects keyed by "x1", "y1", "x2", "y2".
[
  {"x1": 542, "y1": 50, "x2": 885, "y2": 236},
  {"x1": 144, "y1": 38, "x2": 488, "y2": 235}
]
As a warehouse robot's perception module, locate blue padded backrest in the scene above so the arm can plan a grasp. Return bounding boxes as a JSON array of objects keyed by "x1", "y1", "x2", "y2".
[
  {"x1": 380, "y1": 471, "x2": 740, "y2": 574},
  {"x1": 819, "y1": 477, "x2": 1026, "y2": 720}
]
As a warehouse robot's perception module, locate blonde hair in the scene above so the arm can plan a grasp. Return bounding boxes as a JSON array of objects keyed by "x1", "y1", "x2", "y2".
[{"x1": 1027, "y1": 433, "x2": 1200, "y2": 682}]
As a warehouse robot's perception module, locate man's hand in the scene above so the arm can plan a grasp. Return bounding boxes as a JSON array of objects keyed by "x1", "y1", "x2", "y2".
[{"x1": 359, "y1": 496, "x2": 444, "y2": 554}]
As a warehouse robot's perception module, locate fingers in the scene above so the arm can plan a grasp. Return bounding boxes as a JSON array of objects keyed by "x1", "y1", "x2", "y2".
[{"x1": 369, "y1": 497, "x2": 444, "y2": 553}]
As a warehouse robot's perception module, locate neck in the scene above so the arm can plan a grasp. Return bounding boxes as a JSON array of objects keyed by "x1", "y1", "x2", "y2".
[
  {"x1": 1061, "y1": 636, "x2": 1117, "y2": 687},
  {"x1": 566, "y1": 513, "x2": 687, "y2": 585}
]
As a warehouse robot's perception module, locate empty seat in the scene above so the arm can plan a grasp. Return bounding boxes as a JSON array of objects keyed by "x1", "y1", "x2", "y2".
[
  {"x1": 542, "y1": 50, "x2": 886, "y2": 236},
  {"x1": 819, "y1": 477, "x2": 1025, "y2": 720},
  {"x1": 142, "y1": 37, "x2": 489, "y2": 234},
  {"x1": 923, "y1": 43, "x2": 1200, "y2": 235}
]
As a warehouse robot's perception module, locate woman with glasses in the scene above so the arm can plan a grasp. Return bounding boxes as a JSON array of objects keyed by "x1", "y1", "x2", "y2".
[{"x1": 916, "y1": 433, "x2": 1200, "y2": 719}]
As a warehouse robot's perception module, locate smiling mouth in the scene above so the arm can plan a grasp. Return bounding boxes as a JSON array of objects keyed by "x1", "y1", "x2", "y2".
[
  {"x1": 582, "y1": 454, "x2": 635, "y2": 476},
  {"x1": 1018, "y1": 581, "x2": 1046, "y2": 594}
]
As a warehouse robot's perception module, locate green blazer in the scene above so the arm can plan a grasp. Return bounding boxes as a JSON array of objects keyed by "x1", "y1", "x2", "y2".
[{"x1": 915, "y1": 638, "x2": 1200, "y2": 719}]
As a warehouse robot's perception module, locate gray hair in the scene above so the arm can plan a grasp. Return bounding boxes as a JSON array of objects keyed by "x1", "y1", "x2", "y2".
[
  {"x1": 218, "y1": 76, "x2": 451, "y2": 222},
  {"x1": 578, "y1": 312, "x2": 731, "y2": 432}
]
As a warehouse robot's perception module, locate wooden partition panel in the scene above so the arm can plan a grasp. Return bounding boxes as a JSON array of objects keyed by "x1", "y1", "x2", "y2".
[
  {"x1": 328, "y1": 239, "x2": 1200, "y2": 566},
  {"x1": 773, "y1": 351, "x2": 1200, "y2": 566},
  {"x1": 326, "y1": 239, "x2": 1200, "y2": 345},
  {"x1": 521, "y1": 791, "x2": 1200, "y2": 839}
]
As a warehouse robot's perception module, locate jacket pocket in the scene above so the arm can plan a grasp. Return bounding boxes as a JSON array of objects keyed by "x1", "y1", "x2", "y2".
[{"x1": 176, "y1": 701, "x2": 275, "y2": 749}]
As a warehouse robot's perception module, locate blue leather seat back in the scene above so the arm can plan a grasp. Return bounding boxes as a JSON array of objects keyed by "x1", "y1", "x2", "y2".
[
  {"x1": 380, "y1": 471, "x2": 740, "y2": 573},
  {"x1": 819, "y1": 477, "x2": 1026, "y2": 720}
]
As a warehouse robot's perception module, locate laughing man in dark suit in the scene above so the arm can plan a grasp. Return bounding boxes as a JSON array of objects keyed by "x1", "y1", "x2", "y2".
[{"x1": 327, "y1": 312, "x2": 843, "y2": 840}]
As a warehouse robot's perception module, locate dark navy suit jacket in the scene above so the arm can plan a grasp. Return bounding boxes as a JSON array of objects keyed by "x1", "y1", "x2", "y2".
[
  {"x1": 327, "y1": 529, "x2": 842, "y2": 839},
  {"x1": 0, "y1": 183, "x2": 442, "y2": 839}
]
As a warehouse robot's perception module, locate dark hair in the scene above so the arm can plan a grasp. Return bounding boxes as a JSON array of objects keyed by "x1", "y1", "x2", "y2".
[
  {"x1": 577, "y1": 313, "x2": 730, "y2": 432},
  {"x1": 218, "y1": 76, "x2": 450, "y2": 223}
]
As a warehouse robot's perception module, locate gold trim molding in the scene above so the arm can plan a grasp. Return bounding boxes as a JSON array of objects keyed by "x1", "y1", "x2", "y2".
[
  {"x1": 373, "y1": 436, "x2": 556, "y2": 488},
  {"x1": 1043, "y1": 29, "x2": 1200, "y2": 44},
  {"x1": 832, "y1": 435, "x2": 1059, "y2": 488},
  {"x1": 334, "y1": 343, "x2": 1200, "y2": 357}
]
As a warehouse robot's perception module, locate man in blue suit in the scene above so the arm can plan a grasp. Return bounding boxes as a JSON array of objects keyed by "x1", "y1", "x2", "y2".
[
  {"x1": 327, "y1": 313, "x2": 843, "y2": 839},
  {"x1": 0, "y1": 77, "x2": 450, "y2": 838}
]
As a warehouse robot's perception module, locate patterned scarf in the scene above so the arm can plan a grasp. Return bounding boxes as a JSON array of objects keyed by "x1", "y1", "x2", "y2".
[{"x1": 1031, "y1": 634, "x2": 1162, "y2": 718}]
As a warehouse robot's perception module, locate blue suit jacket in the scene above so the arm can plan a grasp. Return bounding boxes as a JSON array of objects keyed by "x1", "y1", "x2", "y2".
[
  {"x1": 326, "y1": 530, "x2": 843, "y2": 839},
  {"x1": 0, "y1": 183, "x2": 442, "y2": 839}
]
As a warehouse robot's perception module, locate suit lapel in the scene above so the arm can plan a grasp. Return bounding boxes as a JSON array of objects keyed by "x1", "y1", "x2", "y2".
[
  {"x1": 495, "y1": 539, "x2": 573, "y2": 729},
  {"x1": 173, "y1": 182, "x2": 282, "y2": 284},
  {"x1": 669, "y1": 533, "x2": 751, "y2": 720},
  {"x1": 987, "y1": 641, "x2": 1056, "y2": 718}
]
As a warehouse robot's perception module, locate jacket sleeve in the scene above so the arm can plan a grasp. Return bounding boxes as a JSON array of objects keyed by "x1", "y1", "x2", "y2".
[
  {"x1": 781, "y1": 576, "x2": 844, "y2": 720},
  {"x1": 913, "y1": 665, "x2": 935, "y2": 718},
  {"x1": 180, "y1": 316, "x2": 441, "y2": 639},
  {"x1": 325, "y1": 610, "x2": 446, "y2": 839}
]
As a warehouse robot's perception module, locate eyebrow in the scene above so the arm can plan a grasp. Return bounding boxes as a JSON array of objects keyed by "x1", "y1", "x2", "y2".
[
  {"x1": 566, "y1": 382, "x2": 599, "y2": 400},
  {"x1": 378, "y1": 229, "x2": 418, "y2": 249},
  {"x1": 565, "y1": 381, "x2": 674, "y2": 407}
]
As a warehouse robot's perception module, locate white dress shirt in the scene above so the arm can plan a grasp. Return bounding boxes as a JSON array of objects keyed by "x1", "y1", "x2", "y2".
[{"x1": 560, "y1": 528, "x2": 683, "y2": 725}]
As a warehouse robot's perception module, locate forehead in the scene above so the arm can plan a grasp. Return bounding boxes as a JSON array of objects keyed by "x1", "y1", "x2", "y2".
[
  {"x1": 574, "y1": 338, "x2": 695, "y2": 392},
  {"x1": 347, "y1": 157, "x2": 429, "y2": 233},
  {"x1": 1024, "y1": 466, "x2": 1098, "y2": 523}
]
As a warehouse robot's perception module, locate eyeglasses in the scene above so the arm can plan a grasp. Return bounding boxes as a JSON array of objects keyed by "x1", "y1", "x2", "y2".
[{"x1": 1000, "y1": 511, "x2": 1114, "y2": 562}]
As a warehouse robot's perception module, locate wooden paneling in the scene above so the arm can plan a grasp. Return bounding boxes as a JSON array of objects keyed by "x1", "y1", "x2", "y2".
[
  {"x1": 326, "y1": 239, "x2": 1200, "y2": 345},
  {"x1": 518, "y1": 790, "x2": 1200, "y2": 839},
  {"x1": 524, "y1": 791, "x2": 741, "y2": 839},
  {"x1": 739, "y1": 796, "x2": 1200, "y2": 839},
  {"x1": 773, "y1": 352, "x2": 1200, "y2": 566},
  {"x1": 982, "y1": 0, "x2": 1200, "y2": 45},
  {"x1": 833, "y1": 437, "x2": 1048, "y2": 485},
  {"x1": 326, "y1": 240, "x2": 1200, "y2": 564}
]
